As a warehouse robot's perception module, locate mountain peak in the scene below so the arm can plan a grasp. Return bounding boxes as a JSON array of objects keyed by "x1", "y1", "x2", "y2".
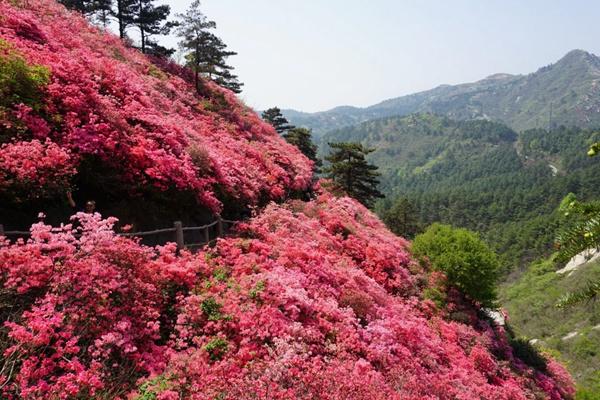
[{"x1": 555, "y1": 49, "x2": 598, "y2": 66}]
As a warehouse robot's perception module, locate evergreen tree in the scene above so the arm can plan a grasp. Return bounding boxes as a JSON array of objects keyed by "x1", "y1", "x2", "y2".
[
  {"x1": 195, "y1": 31, "x2": 242, "y2": 93},
  {"x1": 59, "y1": 0, "x2": 113, "y2": 28},
  {"x1": 262, "y1": 107, "x2": 294, "y2": 134},
  {"x1": 174, "y1": 0, "x2": 216, "y2": 93},
  {"x1": 145, "y1": 41, "x2": 176, "y2": 58},
  {"x1": 214, "y1": 68, "x2": 242, "y2": 93},
  {"x1": 382, "y1": 197, "x2": 420, "y2": 238},
  {"x1": 282, "y1": 127, "x2": 321, "y2": 168},
  {"x1": 92, "y1": 0, "x2": 113, "y2": 28},
  {"x1": 133, "y1": 0, "x2": 171, "y2": 54},
  {"x1": 113, "y1": 0, "x2": 137, "y2": 39},
  {"x1": 175, "y1": 1, "x2": 242, "y2": 94},
  {"x1": 323, "y1": 142, "x2": 383, "y2": 207},
  {"x1": 59, "y1": 0, "x2": 92, "y2": 14}
]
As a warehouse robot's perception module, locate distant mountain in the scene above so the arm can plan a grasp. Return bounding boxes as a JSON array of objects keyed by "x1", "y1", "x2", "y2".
[{"x1": 285, "y1": 49, "x2": 600, "y2": 136}]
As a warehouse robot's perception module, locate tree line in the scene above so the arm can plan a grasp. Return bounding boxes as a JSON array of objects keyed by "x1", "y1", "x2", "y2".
[{"x1": 60, "y1": 0, "x2": 242, "y2": 93}]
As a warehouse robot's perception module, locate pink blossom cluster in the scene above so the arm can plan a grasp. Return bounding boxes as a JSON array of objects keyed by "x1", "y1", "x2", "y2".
[
  {"x1": 0, "y1": 0, "x2": 313, "y2": 212},
  {"x1": 0, "y1": 138, "x2": 76, "y2": 201},
  {"x1": 0, "y1": 193, "x2": 575, "y2": 399}
]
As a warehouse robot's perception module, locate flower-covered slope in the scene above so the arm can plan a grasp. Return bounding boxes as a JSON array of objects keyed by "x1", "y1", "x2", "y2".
[
  {"x1": 0, "y1": 0, "x2": 312, "y2": 212},
  {"x1": 0, "y1": 0, "x2": 576, "y2": 399},
  {"x1": 0, "y1": 191, "x2": 574, "y2": 399}
]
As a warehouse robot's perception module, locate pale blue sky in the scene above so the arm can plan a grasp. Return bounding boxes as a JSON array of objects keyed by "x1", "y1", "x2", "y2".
[{"x1": 154, "y1": 0, "x2": 600, "y2": 112}]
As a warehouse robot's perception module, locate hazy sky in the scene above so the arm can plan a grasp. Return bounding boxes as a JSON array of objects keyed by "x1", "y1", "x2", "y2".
[{"x1": 156, "y1": 0, "x2": 600, "y2": 112}]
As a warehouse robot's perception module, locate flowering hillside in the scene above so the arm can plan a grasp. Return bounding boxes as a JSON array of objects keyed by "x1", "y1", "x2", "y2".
[
  {"x1": 0, "y1": 0, "x2": 312, "y2": 213},
  {"x1": 0, "y1": 0, "x2": 577, "y2": 399},
  {"x1": 0, "y1": 189, "x2": 575, "y2": 399}
]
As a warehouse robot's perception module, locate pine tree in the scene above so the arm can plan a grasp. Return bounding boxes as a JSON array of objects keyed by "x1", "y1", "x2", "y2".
[
  {"x1": 282, "y1": 127, "x2": 321, "y2": 168},
  {"x1": 175, "y1": 1, "x2": 242, "y2": 94},
  {"x1": 92, "y1": 0, "x2": 113, "y2": 28},
  {"x1": 195, "y1": 31, "x2": 242, "y2": 93},
  {"x1": 59, "y1": 0, "x2": 113, "y2": 28},
  {"x1": 214, "y1": 68, "x2": 242, "y2": 93},
  {"x1": 323, "y1": 142, "x2": 383, "y2": 207},
  {"x1": 113, "y1": 0, "x2": 137, "y2": 39},
  {"x1": 262, "y1": 107, "x2": 294, "y2": 134},
  {"x1": 382, "y1": 197, "x2": 420, "y2": 238},
  {"x1": 133, "y1": 0, "x2": 171, "y2": 54},
  {"x1": 174, "y1": 0, "x2": 216, "y2": 93},
  {"x1": 59, "y1": 0, "x2": 92, "y2": 14}
]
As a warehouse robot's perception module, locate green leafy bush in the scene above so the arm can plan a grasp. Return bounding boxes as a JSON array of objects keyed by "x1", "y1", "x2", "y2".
[
  {"x1": 412, "y1": 223, "x2": 499, "y2": 306},
  {"x1": 201, "y1": 297, "x2": 224, "y2": 321},
  {"x1": 0, "y1": 39, "x2": 49, "y2": 109},
  {"x1": 204, "y1": 337, "x2": 228, "y2": 361}
]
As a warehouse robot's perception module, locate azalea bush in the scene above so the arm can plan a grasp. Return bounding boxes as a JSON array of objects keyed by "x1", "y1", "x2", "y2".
[
  {"x1": 0, "y1": 0, "x2": 313, "y2": 213},
  {"x1": 0, "y1": 192, "x2": 575, "y2": 399},
  {"x1": 0, "y1": 138, "x2": 76, "y2": 201}
]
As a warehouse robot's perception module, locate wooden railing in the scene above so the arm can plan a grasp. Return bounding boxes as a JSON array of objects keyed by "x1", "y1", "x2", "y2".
[{"x1": 0, "y1": 217, "x2": 239, "y2": 250}]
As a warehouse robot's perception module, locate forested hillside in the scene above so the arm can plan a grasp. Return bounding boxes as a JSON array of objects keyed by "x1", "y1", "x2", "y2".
[
  {"x1": 322, "y1": 114, "x2": 600, "y2": 270},
  {"x1": 285, "y1": 50, "x2": 600, "y2": 136}
]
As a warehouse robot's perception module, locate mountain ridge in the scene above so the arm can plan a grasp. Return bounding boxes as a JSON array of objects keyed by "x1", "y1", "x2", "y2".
[{"x1": 284, "y1": 49, "x2": 600, "y2": 136}]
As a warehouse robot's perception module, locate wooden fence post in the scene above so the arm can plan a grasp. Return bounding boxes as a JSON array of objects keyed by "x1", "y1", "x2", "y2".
[
  {"x1": 203, "y1": 226, "x2": 210, "y2": 244},
  {"x1": 174, "y1": 221, "x2": 184, "y2": 250},
  {"x1": 216, "y1": 217, "x2": 223, "y2": 237}
]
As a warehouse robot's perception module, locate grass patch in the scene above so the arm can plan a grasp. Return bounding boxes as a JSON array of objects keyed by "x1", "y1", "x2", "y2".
[{"x1": 500, "y1": 256, "x2": 600, "y2": 390}]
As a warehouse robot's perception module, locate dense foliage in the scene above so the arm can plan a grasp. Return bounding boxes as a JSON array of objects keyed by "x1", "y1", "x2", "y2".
[
  {"x1": 262, "y1": 106, "x2": 295, "y2": 134},
  {"x1": 0, "y1": 0, "x2": 312, "y2": 226},
  {"x1": 283, "y1": 127, "x2": 321, "y2": 169},
  {"x1": 0, "y1": 191, "x2": 575, "y2": 399},
  {"x1": 322, "y1": 114, "x2": 600, "y2": 271},
  {"x1": 323, "y1": 142, "x2": 383, "y2": 207},
  {"x1": 413, "y1": 223, "x2": 500, "y2": 307},
  {"x1": 552, "y1": 141, "x2": 600, "y2": 308},
  {"x1": 379, "y1": 196, "x2": 420, "y2": 239}
]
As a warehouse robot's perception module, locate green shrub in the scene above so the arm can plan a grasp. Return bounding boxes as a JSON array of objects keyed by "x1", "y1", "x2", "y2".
[
  {"x1": 204, "y1": 337, "x2": 228, "y2": 361},
  {"x1": 135, "y1": 375, "x2": 170, "y2": 400},
  {"x1": 412, "y1": 223, "x2": 499, "y2": 306},
  {"x1": 0, "y1": 39, "x2": 50, "y2": 109},
  {"x1": 249, "y1": 280, "x2": 265, "y2": 300},
  {"x1": 200, "y1": 297, "x2": 224, "y2": 321}
]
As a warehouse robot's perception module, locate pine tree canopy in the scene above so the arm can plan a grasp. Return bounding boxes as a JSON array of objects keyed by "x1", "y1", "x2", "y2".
[
  {"x1": 175, "y1": 1, "x2": 242, "y2": 93},
  {"x1": 323, "y1": 141, "x2": 384, "y2": 207},
  {"x1": 133, "y1": 0, "x2": 171, "y2": 54},
  {"x1": 262, "y1": 107, "x2": 294, "y2": 134},
  {"x1": 282, "y1": 127, "x2": 321, "y2": 167}
]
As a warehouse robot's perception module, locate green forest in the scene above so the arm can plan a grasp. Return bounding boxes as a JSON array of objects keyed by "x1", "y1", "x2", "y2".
[{"x1": 322, "y1": 114, "x2": 600, "y2": 272}]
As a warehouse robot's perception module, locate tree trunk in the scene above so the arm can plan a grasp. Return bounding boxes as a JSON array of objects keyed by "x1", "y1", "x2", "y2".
[
  {"x1": 117, "y1": 0, "x2": 125, "y2": 38},
  {"x1": 138, "y1": 0, "x2": 145, "y2": 53},
  {"x1": 194, "y1": 42, "x2": 200, "y2": 93}
]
